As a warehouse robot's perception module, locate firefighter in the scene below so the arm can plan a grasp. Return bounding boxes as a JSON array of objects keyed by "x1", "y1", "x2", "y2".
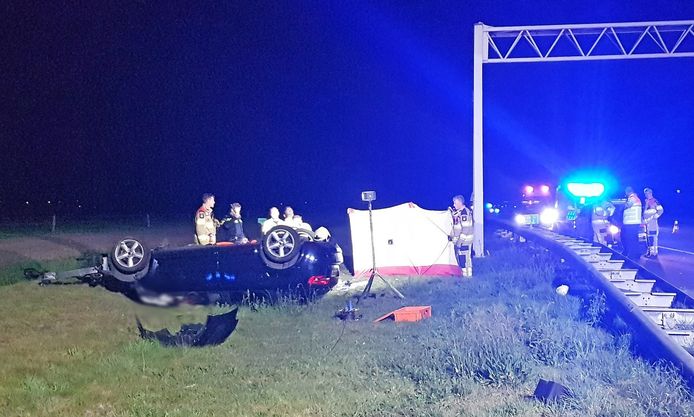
[
  {"x1": 643, "y1": 187, "x2": 664, "y2": 257},
  {"x1": 449, "y1": 194, "x2": 474, "y2": 277},
  {"x1": 592, "y1": 199, "x2": 615, "y2": 245},
  {"x1": 195, "y1": 193, "x2": 218, "y2": 245},
  {"x1": 621, "y1": 186, "x2": 643, "y2": 259}
]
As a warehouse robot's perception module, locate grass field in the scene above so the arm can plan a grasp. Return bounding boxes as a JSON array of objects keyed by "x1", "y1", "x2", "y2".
[
  {"x1": 0, "y1": 238, "x2": 692, "y2": 417},
  {"x1": 0, "y1": 258, "x2": 82, "y2": 287}
]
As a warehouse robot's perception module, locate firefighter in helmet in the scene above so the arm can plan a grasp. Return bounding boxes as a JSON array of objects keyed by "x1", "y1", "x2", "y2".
[
  {"x1": 449, "y1": 194, "x2": 474, "y2": 277},
  {"x1": 195, "y1": 193, "x2": 219, "y2": 245}
]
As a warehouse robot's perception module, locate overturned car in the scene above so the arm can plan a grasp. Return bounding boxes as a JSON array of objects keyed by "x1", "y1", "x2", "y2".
[{"x1": 45, "y1": 225, "x2": 343, "y2": 304}]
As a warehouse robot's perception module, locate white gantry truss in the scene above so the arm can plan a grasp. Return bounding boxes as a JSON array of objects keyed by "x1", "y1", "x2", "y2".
[{"x1": 472, "y1": 20, "x2": 694, "y2": 256}]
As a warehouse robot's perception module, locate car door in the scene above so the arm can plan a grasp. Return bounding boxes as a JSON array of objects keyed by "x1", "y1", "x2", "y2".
[
  {"x1": 143, "y1": 245, "x2": 220, "y2": 292},
  {"x1": 216, "y1": 243, "x2": 278, "y2": 292}
]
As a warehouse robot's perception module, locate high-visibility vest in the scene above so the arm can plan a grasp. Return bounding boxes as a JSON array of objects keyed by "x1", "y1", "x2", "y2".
[
  {"x1": 461, "y1": 207, "x2": 473, "y2": 236},
  {"x1": 623, "y1": 193, "x2": 642, "y2": 225},
  {"x1": 643, "y1": 197, "x2": 664, "y2": 230},
  {"x1": 195, "y1": 206, "x2": 217, "y2": 244},
  {"x1": 452, "y1": 207, "x2": 474, "y2": 242}
]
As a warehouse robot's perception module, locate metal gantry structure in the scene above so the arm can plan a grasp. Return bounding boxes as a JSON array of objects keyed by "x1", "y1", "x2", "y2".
[{"x1": 472, "y1": 20, "x2": 694, "y2": 256}]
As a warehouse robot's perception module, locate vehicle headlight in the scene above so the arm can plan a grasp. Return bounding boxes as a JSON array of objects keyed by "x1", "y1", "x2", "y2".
[
  {"x1": 540, "y1": 208, "x2": 559, "y2": 225},
  {"x1": 514, "y1": 214, "x2": 526, "y2": 225},
  {"x1": 609, "y1": 225, "x2": 620, "y2": 235}
]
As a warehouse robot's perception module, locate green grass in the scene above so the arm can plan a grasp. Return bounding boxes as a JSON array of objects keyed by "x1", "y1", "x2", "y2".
[
  {"x1": 0, "y1": 240, "x2": 691, "y2": 417},
  {"x1": 0, "y1": 258, "x2": 82, "y2": 287}
]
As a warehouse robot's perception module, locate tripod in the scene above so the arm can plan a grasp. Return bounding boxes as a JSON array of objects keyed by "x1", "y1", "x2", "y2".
[{"x1": 358, "y1": 199, "x2": 405, "y2": 303}]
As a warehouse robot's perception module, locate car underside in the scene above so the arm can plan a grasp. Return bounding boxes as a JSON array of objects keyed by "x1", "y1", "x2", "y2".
[{"x1": 39, "y1": 225, "x2": 343, "y2": 306}]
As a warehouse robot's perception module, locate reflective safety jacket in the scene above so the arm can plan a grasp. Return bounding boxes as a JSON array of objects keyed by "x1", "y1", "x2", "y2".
[
  {"x1": 643, "y1": 197, "x2": 664, "y2": 231},
  {"x1": 451, "y1": 206, "x2": 474, "y2": 242},
  {"x1": 623, "y1": 193, "x2": 642, "y2": 225},
  {"x1": 195, "y1": 206, "x2": 217, "y2": 245}
]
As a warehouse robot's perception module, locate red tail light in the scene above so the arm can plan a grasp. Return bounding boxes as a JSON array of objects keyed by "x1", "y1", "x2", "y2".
[{"x1": 308, "y1": 275, "x2": 331, "y2": 286}]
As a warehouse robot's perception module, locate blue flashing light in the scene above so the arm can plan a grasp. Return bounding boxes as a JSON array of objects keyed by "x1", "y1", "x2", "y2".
[
  {"x1": 567, "y1": 182, "x2": 605, "y2": 198},
  {"x1": 485, "y1": 202, "x2": 493, "y2": 209}
]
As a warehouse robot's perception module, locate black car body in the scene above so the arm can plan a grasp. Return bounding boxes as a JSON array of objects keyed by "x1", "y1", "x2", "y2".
[{"x1": 105, "y1": 225, "x2": 343, "y2": 301}]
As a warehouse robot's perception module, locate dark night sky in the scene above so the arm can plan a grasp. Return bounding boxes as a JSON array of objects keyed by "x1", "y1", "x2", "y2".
[{"x1": 1, "y1": 1, "x2": 693, "y2": 220}]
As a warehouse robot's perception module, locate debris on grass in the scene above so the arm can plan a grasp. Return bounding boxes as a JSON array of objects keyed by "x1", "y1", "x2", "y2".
[{"x1": 137, "y1": 308, "x2": 239, "y2": 347}]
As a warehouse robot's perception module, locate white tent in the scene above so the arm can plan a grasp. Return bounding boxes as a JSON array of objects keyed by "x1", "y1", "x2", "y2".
[{"x1": 348, "y1": 202, "x2": 460, "y2": 278}]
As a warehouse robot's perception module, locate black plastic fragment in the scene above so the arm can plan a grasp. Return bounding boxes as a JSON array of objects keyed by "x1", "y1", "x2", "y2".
[{"x1": 136, "y1": 308, "x2": 239, "y2": 347}]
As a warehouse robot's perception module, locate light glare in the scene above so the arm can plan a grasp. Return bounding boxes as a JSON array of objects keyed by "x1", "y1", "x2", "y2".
[
  {"x1": 567, "y1": 182, "x2": 605, "y2": 198},
  {"x1": 514, "y1": 214, "x2": 526, "y2": 225},
  {"x1": 540, "y1": 208, "x2": 559, "y2": 225}
]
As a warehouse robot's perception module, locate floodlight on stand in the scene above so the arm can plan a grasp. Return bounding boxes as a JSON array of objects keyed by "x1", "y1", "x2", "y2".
[
  {"x1": 358, "y1": 190, "x2": 404, "y2": 303},
  {"x1": 361, "y1": 191, "x2": 376, "y2": 202}
]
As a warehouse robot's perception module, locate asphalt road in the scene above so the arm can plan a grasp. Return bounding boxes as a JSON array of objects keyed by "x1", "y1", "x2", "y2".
[{"x1": 637, "y1": 221, "x2": 694, "y2": 298}]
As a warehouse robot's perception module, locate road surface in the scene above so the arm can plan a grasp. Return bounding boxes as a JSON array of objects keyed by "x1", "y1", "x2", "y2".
[{"x1": 638, "y1": 221, "x2": 694, "y2": 298}]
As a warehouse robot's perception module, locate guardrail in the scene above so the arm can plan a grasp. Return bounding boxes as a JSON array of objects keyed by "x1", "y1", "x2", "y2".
[{"x1": 489, "y1": 218, "x2": 694, "y2": 389}]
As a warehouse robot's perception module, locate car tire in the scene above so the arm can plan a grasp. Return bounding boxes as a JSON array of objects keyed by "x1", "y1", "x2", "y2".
[
  {"x1": 259, "y1": 248, "x2": 301, "y2": 270},
  {"x1": 109, "y1": 237, "x2": 151, "y2": 275},
  {"x1": 262, "y1": 225, "x2": 302, "y2": 263},
  {"x1": 296, "y1": 228, "x2": 316, "y2": 241}
]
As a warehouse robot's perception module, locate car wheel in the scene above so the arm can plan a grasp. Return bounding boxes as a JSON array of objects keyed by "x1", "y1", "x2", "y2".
[
  {"x1": 262, "y1": 225, "x2": 302, "y2": 263},
  {"x1": 109, "y1": 237, "x2": 151, "y2": 275},
  {"x1": 259, "y1": 248, "x2": 301, "y2": 270}
]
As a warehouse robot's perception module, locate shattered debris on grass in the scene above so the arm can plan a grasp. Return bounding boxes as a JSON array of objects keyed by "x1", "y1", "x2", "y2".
[{"x1": 137, "y1": 308, "x2": 239, "y2": 347}]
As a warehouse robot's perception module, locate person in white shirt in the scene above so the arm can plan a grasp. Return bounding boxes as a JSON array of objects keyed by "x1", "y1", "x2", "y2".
[
  {"x1": 293, "y1": 214, "x2": 313, "y2": 231},
  {"x1": 284, "y1": 206, "x2": 300, "y2": 227},
  {"x1": 261, "y1": 207, "x2": 286, "y2": 234}
]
